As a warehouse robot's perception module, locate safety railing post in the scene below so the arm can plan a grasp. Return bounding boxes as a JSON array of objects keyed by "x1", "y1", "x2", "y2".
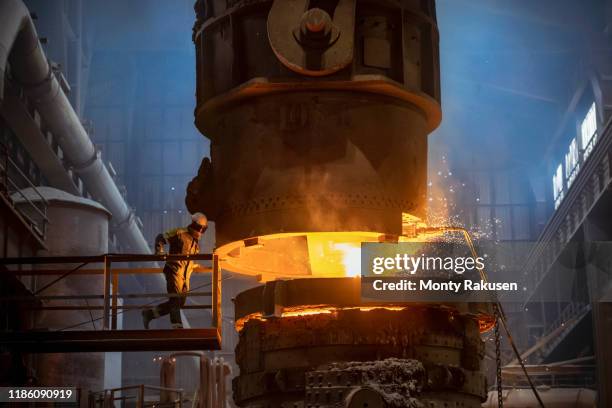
[
  {"x1": 199, "y1": 355, "x2": 207, "y2": 408},
  {"x1": 212, "y1": 254, "x2": 221, "y2": 329},
  {"x1": 208, "y1": 358, "x2": 218, "y2": 408},
  {"x1": 217, "y1": 358, "x2": 226, "y2": 408},
  {"x1": 111, "y1": 269, "x2": 118, "y2": 330},
  {"x1": 137, "y1": 385, "x2": 144, "y2": 408},
  {"x1": 102, "y1": 390, "x2": 111, "y2": 408},
  {"x1": 103, "y1": 256, "x2": 111, "y2": 330},
  {"x1": 2, "y1": 145, "x2": 7, "y2": 194},
  {"x1": 204, "y1": 357, "x2": 212, "y2": 408}
]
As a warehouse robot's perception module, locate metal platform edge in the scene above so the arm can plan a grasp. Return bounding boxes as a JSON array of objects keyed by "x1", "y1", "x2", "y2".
[{"x1": 0, "y1": 328, "x2": 222, "y2": 352}]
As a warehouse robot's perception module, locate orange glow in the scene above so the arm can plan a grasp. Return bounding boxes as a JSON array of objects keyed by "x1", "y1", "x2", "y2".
[
  {"x1": 235, "y1": 305, "x2": 495, "y2": 333},
  {"x1": 479, "y1": 315, "x2": 496, "y2": 332},
  {"x1": 281, "y1": 305, "x2": 407, "y2": 318},
  {"x1": 235, "y1": 305, "x2": 407, "y2": 331},
  {"x1": 216, "y1": 231, "x2": 388, "y2": 280},
  {"x1": 215, "y1": 213, "x2": 441, "y2": 280},
  {"x1": 306, "y1": 235, "x2": 363, "y2": 277},
  {"x1": 216, "y1": 214, "x2": 496, "y2": 333}
]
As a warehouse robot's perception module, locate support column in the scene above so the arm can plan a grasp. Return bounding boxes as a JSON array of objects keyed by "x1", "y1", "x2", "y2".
[{"x1": 582, "y1": 214, "x2": 612, "y2": 407}]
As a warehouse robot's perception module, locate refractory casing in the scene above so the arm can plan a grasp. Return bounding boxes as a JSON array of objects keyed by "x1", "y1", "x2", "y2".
[{"x1": 188, "y1": 0, "x2": 442, "y2": 245}]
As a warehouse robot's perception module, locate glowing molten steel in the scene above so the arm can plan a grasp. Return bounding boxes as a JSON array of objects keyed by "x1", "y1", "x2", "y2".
[
  {"x1": 236, "y1": 305, "x2": 411, "y2": 331},
  {"x1": 216, "y1": 214, "x2": 441, "y2": 280},
  {"x1": 235, "y1": 305, "x2": 495, "y2": 333},
  {"x1": 307, "y1": 235, "x2": 365, "y2": 278},
  {"x1": 223, "y1": 219, "x2": 496, "y2": 334},
  {"x1": 216, "y1": 231, "x2": 375, "y2": 280}
]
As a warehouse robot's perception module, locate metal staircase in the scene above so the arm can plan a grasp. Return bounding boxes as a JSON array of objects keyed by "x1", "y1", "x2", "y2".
[{"x1": 536, "y1": 302, "x2": 591, "y2": 363}]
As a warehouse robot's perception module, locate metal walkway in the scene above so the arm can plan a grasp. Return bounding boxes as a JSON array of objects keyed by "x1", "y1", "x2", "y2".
[
  {"x1": 0, "y1": 328, "x2": 221, "y2": 352},
  {"x1": 0, "y1": 253, "x2": 222, "y2": 352}
]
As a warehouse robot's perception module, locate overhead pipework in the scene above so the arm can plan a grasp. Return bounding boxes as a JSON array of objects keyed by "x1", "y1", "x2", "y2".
[{"x1": 0, "y1": 0, "x2": 149, "y2": 254}]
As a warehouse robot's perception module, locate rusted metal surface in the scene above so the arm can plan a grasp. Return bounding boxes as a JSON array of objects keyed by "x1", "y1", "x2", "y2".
[
  {"x1": 306, "y1": 359, "x2": 487, "y2": 408},
  {"x1": 234, "y1": 277, "x2": 494, "y2": 331},
  {"x1": 233, "y1": 306, "x2": 486, "y2": 407},
  {"x1": 267, "y1": 0, "x2": 355, "y2": 76},
  {"x1": 188, "y1": 0, "x2": 441, "y2": 246},
  {"x1": 232, "y1": 278, "x2": 487, "y2": 407},
  {"x1": 306, "y1": 359, "x2": 424, "y2": 408}
]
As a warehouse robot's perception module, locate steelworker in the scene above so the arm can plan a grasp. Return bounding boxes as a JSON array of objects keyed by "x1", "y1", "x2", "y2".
[{"x1": 142, "y1": 212, "x2": 208, "y2": 329}]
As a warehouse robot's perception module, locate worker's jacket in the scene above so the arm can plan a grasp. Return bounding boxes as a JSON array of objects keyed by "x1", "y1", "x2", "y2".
[{"x1": 155, "y1": 228, "x2": 200, "y2": 279}]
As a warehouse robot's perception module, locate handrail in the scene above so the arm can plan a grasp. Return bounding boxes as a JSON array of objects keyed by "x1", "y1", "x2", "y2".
[
  {"x1": 0, "y1": 142, "x2": 49, "y2": 238},
  {"x1": 2, "y1": 252, "x2": 222, "y2": 334},
  {"x1": 0, "y1": 253, "x2": 213, "y2": 264},
  {"x1": 97, "y1": 253, "x2": 220, "y2": 330},
  {"x1": 3, "y1": 291, "x2": 213, "y2": 302},
  {"x1": 7, "y1": 266, "x2": 214, "y2": 276},
  {"x1": 20, "y1": 305, "x2": 212, "y2": 311},
  {"x1": 520, "y1": 114, "x2": 612, "y2": 303},
  {"x1": 0, "y1": 144, "x2": 48, "y2": 203},
  {"x1": 5, "y1": 176, "x2": 48, "y2": 220},
  {"x1": 540, "y1": 303, "x2": 591, "y2": 355},
  {"x1": 102, "y1": 384, "x2": 185, "y2": 393},
  {"x1": 89, "y1": 384, "x2": 185, "y2": 408}
]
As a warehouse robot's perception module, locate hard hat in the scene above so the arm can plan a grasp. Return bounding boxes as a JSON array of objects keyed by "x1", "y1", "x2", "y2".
[{"x1": 190, "y1": 212, "x2": 208, "y2": 232}]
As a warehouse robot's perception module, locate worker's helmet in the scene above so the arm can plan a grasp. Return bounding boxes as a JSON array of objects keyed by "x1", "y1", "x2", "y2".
[{"x1": 189, "y1": 212, "x2": 208, "y2": 232}]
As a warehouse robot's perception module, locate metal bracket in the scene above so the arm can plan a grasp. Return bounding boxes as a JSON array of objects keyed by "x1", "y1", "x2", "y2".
[
  {"x1": 262, "y1": 279, "x2": 285, "y2": 318},
  {"x1": 267, "y1": 0, "x2": 356, "y2": 76}
]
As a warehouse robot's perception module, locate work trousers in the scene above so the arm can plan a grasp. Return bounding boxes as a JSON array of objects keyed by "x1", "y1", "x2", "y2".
[{"x1": 155, "y1": 267, "x2": 189, "y2": 325}]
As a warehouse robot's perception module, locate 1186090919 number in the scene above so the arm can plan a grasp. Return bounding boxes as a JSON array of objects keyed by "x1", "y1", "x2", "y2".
[{"x1": 1, "y1": 387, "x2": 77, "y2": 403}]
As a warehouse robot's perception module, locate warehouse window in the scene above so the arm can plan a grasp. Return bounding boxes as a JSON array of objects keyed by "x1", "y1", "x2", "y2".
[
  {"x1": 553, "y1": 163, "x2": 564, "y2": 209},
  {"x1": 581, "y1": 102, "x2": 597, "y2": 159},
  {"x1": 565, "y1": 138, "x2": 580, "y2": 187}
]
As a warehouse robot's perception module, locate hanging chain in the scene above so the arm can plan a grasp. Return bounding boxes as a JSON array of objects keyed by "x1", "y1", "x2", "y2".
[
  {"x1": 444, "y1": 227, "x2": 544, "y2": 407},
  {"x1": 494, "y1": 303, "x2": 503, "y2": 408}
]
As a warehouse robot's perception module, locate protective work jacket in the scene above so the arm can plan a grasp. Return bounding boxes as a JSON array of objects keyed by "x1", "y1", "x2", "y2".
[{"x1": 155, "y1": 228, "x2": 200, "y2": 280}]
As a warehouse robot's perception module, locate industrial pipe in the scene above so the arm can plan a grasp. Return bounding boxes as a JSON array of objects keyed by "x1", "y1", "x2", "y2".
[
  {"x1": 0, "y1": 0, "x2": 149, "y2": 255},
  {"x1": 0, "y1": 0, "x2": 201, "y2": 336}
]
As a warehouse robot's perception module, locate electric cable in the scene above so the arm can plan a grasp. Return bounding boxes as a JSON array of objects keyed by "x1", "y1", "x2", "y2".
[
  {"x1": 423, "y1": 226, "x2": 546, "y2": 408},
  {"x1": 34, "y1": 262, "x2": 88, "y2": 295}
]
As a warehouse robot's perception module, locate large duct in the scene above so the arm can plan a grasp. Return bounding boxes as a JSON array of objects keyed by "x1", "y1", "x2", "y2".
[{"x1": 0, "y1": 0, "x2": 149, "y2": 255}]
